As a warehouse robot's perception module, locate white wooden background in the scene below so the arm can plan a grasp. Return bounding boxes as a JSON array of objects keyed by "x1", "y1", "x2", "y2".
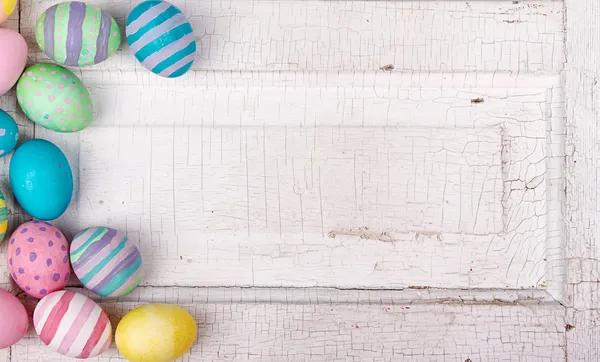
[{"x1": 3, "y1": 0, "x2": 594, "y2": 360}]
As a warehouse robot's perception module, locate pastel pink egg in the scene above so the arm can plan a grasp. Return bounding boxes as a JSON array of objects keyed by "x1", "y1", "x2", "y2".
[
  {"x1": 0, "y1": 28, "x2": 27, "y2": 96},
  {"x1": 7, "y1": 221, "x2": 71, "y2": 299},
  {"x1": 0, "y1": 288, "x2": 28, "y2": 348},
  {"x1": 34, "y1": 290, "x2": 112, "y2": 358}
]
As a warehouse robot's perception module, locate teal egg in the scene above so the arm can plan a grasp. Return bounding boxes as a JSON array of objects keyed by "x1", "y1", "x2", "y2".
[
  {"x1": 0, "y1": 110, "x2": 19, "y2": 157},
  {"x1": 9, "y1": 139, "x2": 73, "y2": 220},
  {"x1": 126, "y1": 1, "x2": 196, "y2": 78}
]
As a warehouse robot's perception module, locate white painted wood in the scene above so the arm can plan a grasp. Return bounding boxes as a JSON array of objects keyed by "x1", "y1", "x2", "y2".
[
  {"x1": 564, "y1": 0, "x2": 600, "y2": 360},
  {"x1": 19, "y1": 0, "x2": 564, "y2": 72},
  {"x1": 33, "y1": 72, "x2": 563, "y2": 298},
  {"x1": 10, "y1": 287, "x2": 566, "y2": 361},
  {"x1": 1, "y1": 0, "x2": 575, "y2": 360}
]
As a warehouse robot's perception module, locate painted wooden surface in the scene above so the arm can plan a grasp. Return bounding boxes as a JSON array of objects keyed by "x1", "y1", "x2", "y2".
[
  {"x1": 564, "y1": 0, "x2": 600, "y2": 361},
  {"x1": 0, "y1": 0, "x2": 577, "y2": 361}
]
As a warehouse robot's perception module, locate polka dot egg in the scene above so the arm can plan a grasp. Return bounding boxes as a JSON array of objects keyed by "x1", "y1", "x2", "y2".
[
  {"x1": 71, "y1": 227, "x2": 143, "y2": 297},
  {"x1": 7, "y1": 221, "x2": 71, "y2": 299},
  {"x1": 16, "y1": 63, "x2": 93, "y2": 133},
  {"x1": 36, "y1": 1, "x2": 121, "y2": 67}
]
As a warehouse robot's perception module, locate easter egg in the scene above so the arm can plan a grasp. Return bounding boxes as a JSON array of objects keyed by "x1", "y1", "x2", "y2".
[
  {"x1": 0, "y1": 110, "x2": 19, "y2": 157},
  {"x1": 0, "y1": 289, "x2": 28, "y2": 349},
  {"x1": 71, "y1": 227, "x2": 143, "y2": 297},
  {"x1": 0, "y1": 190, "x2": 8, "y2": 241},
  {"x1": 7, "y1": 221, "x2": 71, "y2": 299},
  {"x1": 16, "y1": 64, "x2": 93, "y2": 133},
  {"x1": 36, "y1": 1, "x2": 121, "y2": 67},
  {"x1": 0, "y1": 0, "x2": 16, "y2": 25},
  {"x1": 126, "y1": 1, "x2": 196, "y2": 78},
  {"x1": 34, "y1": 290, "x2": 112, "y2": 358},
  {"x1": 0, "y1": 29, "x2": 27, "y2": 96},
  {"x1": 116, "y1": 304, "x2": 197, "y2": 362},
  {"x1": 10, "y1": 139, "x2": 73, "y2": 220}
]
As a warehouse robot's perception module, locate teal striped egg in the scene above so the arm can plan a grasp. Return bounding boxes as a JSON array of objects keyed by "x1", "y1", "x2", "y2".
[
  {"x1": 70, "y1": 227, "x2": 143, "y2": 297},
  {"x1": 35, "y1": 1, "x2": 121, "y2": 67},
  {"x1": 126, "y1": 1, "x2": 196, "y2": 78}
]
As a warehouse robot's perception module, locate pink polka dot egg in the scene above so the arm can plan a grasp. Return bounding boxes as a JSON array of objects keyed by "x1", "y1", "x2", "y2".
[
  {"x1": 16, "y1": 63, "x2": 93, "y2": 133},
  {"x1": 7, "y1": 220, "x2": 71, "y2": 299}
]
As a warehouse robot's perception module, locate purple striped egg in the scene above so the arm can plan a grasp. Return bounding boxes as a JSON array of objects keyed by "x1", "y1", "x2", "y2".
[
  {"x1": 35, "y1": 1, "x2": 121, "y2": 67},
  {"x1": 70, "y1": 227, "x2": 143, "y2": 297}
]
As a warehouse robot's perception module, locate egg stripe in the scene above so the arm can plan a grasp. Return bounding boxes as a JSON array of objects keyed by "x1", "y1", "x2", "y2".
[
  {"x1": 43, "y1": 5, "x2": 57, "y2": 61},
  {"x1": 78, "y1": 5, "x2": 101, "y2": 66},
  {"x1": 78, "y1": 311, "x2": 110, "y2": 359},
  {"x1": 128, "y1": 12, "x2": 187, "y2": 55},
  {"x1": 71, "y1": 227, "x2": 112, "y2": 261},
  {"x1": 95, "y1": 253, "x2": 142, "y2": 296},
  {"x1": 57, "y1": 297, "x2": 96, "y2": 355},
  {"x1": 49, "y1": 294, "x2": 86, "y2": 350},
  {"x1": 65, "y1": 1, "x2": 86, "y2": 66},
  {"x1": 34, "y1": 291, "x2": 59, "y2": 328},
  {"x1": 74, "y1": 234, "x2": 128, "y2": 276},
  {"x1": 153, "y1": 39, "x2": 195, "y2": 73},
  {"x1": 71, "y1": 228, "x2": 106, "y2": 253},
  {"x1": 70, "y1": 227, "x2": 100, "y2": 252},
  {"x1": 67, "y1": 306, "x2": 102, "y2": 357},
  {"x1": 135, "y1": 23, "x2": 193, "y2": 61},
  {"x1": 111, "y1": 269, "x2": 143, "y2": 297},
  {"x1": 79, "y1": 237, "x2": 128, "y2": 285},
  {"x1": 125, "y1": 1, "x2": 171, "y2": 35},
  {"x1": 94, "y1": 10, "x2": 112, "y2": 64},
  {"x1": 91, "y1": 331, "x2": 112, "y2": 358},
  {"x1": 127, "y1": 4, "x2": 180, "y2": 45},
  {"x1": 82, "y1": 243, "x2": 137, "y2": 288},
  {"x1": 141, "y1": 32, "x2": 195, "y2": 70},
  {"x1": 0, "y1": 193, "x2": 8, "y2": 225},
  {"x1": 39, "y1": 291, "x2": 76, "y2": 344},
  {"x1": 168, "y1": 61, "x2": 194, "y2": 78},
  {"x1": 158, "y1": 49, "x2": 195, "y2": 77}
]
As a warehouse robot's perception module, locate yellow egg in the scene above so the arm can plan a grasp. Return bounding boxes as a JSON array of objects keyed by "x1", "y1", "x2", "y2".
[{"x1": 115, "y1": 304, "x2": 197, "y2": 362}]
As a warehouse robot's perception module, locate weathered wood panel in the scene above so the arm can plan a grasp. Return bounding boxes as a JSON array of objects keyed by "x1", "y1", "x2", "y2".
[
  {"x1": 565, "y1": 0, "x2": 600, "y2": 360},
  {"x1": 11, "y1": 287, "x2": 566, "y2": 362},
  {"x1": 20, "y1": 0, "x2": 564, "y2": 72}
]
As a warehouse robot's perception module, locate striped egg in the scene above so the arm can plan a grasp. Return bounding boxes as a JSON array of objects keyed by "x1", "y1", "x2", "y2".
[
  {"x1": 126, "y1": 1, "x2": 196, "y2": 78},
  {"x1": 35, "y1": 1, "x2": 121, "y2": 67},
  {"x1": 34, "y1": 290, "x2": 112, "y2": 359},
  {"x1": 0, "y1": 0, "x2": 16, "y2": 25},
  {"x1": 71, "y1": 227, "x2": 143, "y2": 297},
  {"x1": 0, "y1": 190, "x2": 8, "y2": 241}
]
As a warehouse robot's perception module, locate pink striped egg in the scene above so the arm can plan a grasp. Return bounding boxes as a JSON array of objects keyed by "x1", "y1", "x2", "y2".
[{"x1": 34, "y1": 290, "x2": 112, "y2": 358}]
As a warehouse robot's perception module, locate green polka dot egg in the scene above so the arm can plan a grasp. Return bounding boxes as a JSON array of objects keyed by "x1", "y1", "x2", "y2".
[{"x1": 16, "y1": 63, "x2": 93, "y2": 133}]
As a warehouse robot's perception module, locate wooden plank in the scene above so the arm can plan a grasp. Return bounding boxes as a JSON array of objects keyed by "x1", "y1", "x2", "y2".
[
  {"x1": 11, "y1": 287, "x2": 566, "y2": 362},
  {"x1": 565, "y1": 0, "x2": 600, "y2": 360},
  {"x1": 26, "y1": 73, "x2": 561, "y2": 294},
  {"x1": 19, "y1": 0, "x2": 564, "y2": 72}
]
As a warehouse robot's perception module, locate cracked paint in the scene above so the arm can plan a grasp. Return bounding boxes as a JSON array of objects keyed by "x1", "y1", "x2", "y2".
[{"x1": 0, "y1": 0, "x2": 572, "y2": 360}]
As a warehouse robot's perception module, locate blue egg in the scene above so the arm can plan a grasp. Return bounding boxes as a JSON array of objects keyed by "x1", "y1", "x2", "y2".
[
  {"x1": 126, "y1": 1, "x2": 196, "y2": 78},
  {"x1": 9, "y1": 139, "x2": 73, "y2": 220},
  {"x1": 0, "y1": 110, "x2": 19, "y2": 157}
]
